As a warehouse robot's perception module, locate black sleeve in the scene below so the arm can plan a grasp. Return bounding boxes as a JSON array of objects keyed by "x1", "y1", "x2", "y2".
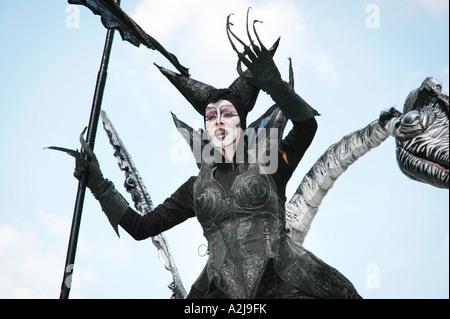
[
  {"x1": 274, "y1": 117, "x2": 318, "y2": 194},
  {"x1": 280, "y1": 117, "x2": 318, "y2": 166},
  {"x1": 119, "y1": 176, "x2": 197, "y2": 240}
]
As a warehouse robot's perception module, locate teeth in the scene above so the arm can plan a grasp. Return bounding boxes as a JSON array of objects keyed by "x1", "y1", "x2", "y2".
[
  {"x1": 214, "y1": 128, "x2": 228, "y2": 139},
  {"x1": 398, "y1": 146, "x2": 449, "y2": 185}
]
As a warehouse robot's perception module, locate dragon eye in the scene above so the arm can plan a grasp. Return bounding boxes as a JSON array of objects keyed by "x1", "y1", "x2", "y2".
[
  {"x1": 402, "y1": 110, "x2": 421, "y2": 124},
  {"x1": 396, "y1": 107, "x2": 437, "y2": 140}
]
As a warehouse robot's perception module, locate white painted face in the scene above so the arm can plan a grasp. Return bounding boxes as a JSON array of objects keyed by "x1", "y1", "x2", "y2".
[{"x1": 205, "y1": 100, "x2": 241, "y2": 154}]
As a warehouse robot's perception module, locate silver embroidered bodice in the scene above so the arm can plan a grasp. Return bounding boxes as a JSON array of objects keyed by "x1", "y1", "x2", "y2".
[{"x1": 193, "y1": 159, "x2": 360, "y2": 299}]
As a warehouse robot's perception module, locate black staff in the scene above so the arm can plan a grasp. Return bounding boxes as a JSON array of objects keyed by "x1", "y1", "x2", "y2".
[
  {"x1": 51, "y1": 0, "x2": 190, "y2": 298},
  {"x1": 59, "y1": 0, "x2": 120, "y2": 299}
]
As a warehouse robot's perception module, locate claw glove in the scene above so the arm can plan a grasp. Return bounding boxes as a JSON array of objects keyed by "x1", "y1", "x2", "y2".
[
  {"x1": 76, "y1": 140, "x2": 128, "y2": 236},
  {"x1": 236, "y1": 37, "x2": 320, "y2": 122}
]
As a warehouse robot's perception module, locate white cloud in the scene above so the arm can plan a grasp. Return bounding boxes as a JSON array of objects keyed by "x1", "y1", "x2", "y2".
[
  {"x1": 0, "y1": 215, "x2": 65, "y2": 298},
  {"x1": 0, "y1": 210, "x2": 96, "y2": 298},
  {"x1": 314, "y1": 52, "x2": 340, "y2": 84},
  {"x1": 0, "y1": 207, "x2": 139, "y2": 298}
]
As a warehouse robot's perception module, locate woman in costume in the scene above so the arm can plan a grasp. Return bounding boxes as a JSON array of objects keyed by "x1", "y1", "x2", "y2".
[{"x1": 77, "y1": 14, "x2": 361, "y2": 299}]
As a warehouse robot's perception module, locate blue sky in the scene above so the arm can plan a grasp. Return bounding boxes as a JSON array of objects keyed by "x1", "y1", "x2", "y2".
[{"x1": 0, "y1": 0, "x2": 448, "y2": 299}]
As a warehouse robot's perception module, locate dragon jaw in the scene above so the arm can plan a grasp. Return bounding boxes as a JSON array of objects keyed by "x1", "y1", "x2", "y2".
[{"x1": 395, "y1": 78, "x2": 449, "y2": 189}]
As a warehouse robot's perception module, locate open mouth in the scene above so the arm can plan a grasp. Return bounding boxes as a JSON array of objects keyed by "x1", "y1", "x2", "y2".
[
  {"x1": 397, "y1": 146, "x2": 449, "y2": 188},
  {"x1": 214, "y1": 128, "x2": 227, "y2": 139},
  {"x1": 398, "y1": 140, "x2": 449, "y2": 172}
]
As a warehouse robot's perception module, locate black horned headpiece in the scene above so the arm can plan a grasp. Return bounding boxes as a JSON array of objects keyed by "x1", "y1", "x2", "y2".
[
  {"x1": 155, "y1": 10, "x2": 280, "y2": 128},
  {"x1": 154, "y1": 39, "x2": 278, "y2": 128}
]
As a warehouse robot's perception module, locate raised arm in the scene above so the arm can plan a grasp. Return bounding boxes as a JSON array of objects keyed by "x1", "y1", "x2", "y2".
[{"x1": 227, "y1": 10, "x2": 320, "y2": 123}]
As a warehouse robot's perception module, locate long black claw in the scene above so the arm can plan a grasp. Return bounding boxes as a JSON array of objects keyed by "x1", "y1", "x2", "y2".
[
  {"x1": 227, "y1": 14, "x2": 247, "y2": 48},
  {"x1": 44, "y1": 127, "x2": 91, "y2": 161},
  {"x1": 246, "y1": 8, "x2": 253, "y2": 41},
  {"x1": 227, "y1": 13, "x2": 255, "y2": 67},
  {"x1": 79, "y1": 127, "x2": 88, "y2": 149},
  {"x1": 246, "y1": 8, "x2": 258, "y2": 55},
  {"x1": 227, "y1": 14, "x2": 239, "y2": 53},
  {"x1": 44, "y1": 146, "x2": 81, "y2": 159},
  {"x1": 78, "y1": 127, "x2": 96, "y2": 160},
  {"x1": 253, "y1": 19, "x2": 266, "y2": 52}
]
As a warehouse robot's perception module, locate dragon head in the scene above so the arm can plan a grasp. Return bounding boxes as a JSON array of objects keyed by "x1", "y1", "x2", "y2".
[{"x1": 395, "y1": 77, "x2": 449, "y2": 189}]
